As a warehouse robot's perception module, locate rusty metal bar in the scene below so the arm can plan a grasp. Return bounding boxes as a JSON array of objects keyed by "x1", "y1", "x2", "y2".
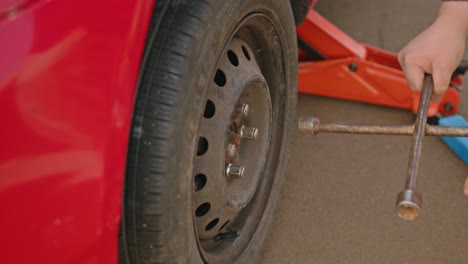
[
  {"x1": 394, "y1": 75, "x2": 433, "y2": 220},
  {"x1": 298, "y1": 117, "x2": 468, "y2": 137},
  {"x1": 298, "y1": 75, "x2": 468, "y2": 221}
]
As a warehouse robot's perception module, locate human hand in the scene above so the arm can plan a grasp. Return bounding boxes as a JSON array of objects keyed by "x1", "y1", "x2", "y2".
[
  {"x1": 399, "y1": 2, "x2": 468, "y2": 196},
  {"x1": 398, "y1": 2, "x2": 468, "y2": 103}
]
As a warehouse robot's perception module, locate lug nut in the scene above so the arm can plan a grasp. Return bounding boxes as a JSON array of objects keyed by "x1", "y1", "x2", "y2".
[
  {"x1": 226, "y1": 144, "x2": 236, "y2": 158},
  {"x1": 240, "y1": 126, "x2": 258, "y2": 140},
  {"x1": 241, "y1": 104, "x2": 249, "y2": 117},
  {"x1": 226, "y1": 164, "x2": 245, "y2": 178}
]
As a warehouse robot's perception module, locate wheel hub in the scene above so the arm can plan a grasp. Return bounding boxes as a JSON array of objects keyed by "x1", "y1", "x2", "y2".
[{"x1": 224, "y1": 80, "x2": 271, "y2": 210}]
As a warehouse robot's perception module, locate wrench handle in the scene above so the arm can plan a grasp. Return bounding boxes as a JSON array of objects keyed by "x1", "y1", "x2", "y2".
[
  {"x1": 396, "y1": 74, "x2": 433, "y2": 220},
  {"x1": 406, "y1": 74, "x2": 433, "y2": 189}
]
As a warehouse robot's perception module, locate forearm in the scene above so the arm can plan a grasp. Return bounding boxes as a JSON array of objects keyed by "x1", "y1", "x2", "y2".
[{"x1": 438, "y1": 1, "x2": 468, "y2": 37}]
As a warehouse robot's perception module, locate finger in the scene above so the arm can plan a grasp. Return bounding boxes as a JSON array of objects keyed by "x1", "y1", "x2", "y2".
[
  {"x1": 464, "y1": 177, "x2": 468, "y2": 196},
  {"x1": 402, "y1": 64, "x2": 425, "y2": 92},
  {"x1": 431, "y1": 66, "x2": 451, "y2": 103}
]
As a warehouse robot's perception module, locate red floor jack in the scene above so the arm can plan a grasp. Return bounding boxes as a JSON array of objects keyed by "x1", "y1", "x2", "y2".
[{"x1": 297, "y1": 10, "x2": 468, "y2": 220}]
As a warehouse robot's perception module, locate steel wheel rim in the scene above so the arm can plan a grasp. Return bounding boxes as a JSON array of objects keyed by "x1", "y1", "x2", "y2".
[{"x1": 192, "y1": 13, "x2": 289, "y2": 263}]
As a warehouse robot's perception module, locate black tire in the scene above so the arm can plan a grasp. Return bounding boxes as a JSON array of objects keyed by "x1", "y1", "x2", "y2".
[
  {"x1": 290, "y1": 0, "x2": 311, "y2": 25},
  {"x1": 120, "y1": 0, "x2": 297, "y2": 263}
]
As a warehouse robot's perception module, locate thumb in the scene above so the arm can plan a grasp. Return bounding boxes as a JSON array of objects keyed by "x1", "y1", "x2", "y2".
[
  {"x1": 402, "y1": 64, "x2": 425, "y2": 92},
  {"x1": 432, "y1": 67, "x2": 451, "y2": 103}
]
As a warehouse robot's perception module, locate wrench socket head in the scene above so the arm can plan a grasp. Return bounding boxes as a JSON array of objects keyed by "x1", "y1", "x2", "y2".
[{"x1": 395, "y1": 189, "x2": 422, "y2": 220}]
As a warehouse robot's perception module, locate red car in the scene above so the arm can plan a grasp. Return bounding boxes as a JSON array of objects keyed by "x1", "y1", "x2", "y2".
[{"x1": 0, "y1": 0, "x2": 311, "y2": 263}]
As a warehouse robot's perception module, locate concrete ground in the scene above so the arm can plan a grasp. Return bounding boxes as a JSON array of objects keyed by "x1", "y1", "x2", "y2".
[{"x1": 261, "y1": 0, "x2": 468, "y2": 263}]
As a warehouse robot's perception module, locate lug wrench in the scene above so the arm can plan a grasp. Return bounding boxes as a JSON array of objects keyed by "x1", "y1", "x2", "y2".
[
  {"x1": 299, "y1": 75, "x2": 468, "y2": 220},
  {"x1": 395, "y1": 74, "x2": 432, "y2": 220}
]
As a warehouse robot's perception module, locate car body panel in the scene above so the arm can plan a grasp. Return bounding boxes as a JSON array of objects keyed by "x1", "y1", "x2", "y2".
[
  {"x1": 0, "y1": 0, "x2": 33, "y2": 15},
  {"x1": 0, "y1": 0, "x2": 154, "y2": 263}
]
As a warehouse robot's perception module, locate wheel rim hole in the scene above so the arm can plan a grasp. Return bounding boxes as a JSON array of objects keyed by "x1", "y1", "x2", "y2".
[
  {"x1": 227, "y1": 50, "x2": 239, "y2": 66},
  {"x1": 197, "y1": 137, "x2": 209, "y2": 156},
  {"x1": 205, "y1": 218, "x2": 219, "y2": 231},
  {"x1": 219, "y1": 220, "x2": 230, "y2": 231},
  {"x1": 194, "y1": 174, "x2": 207, "y2": 192},
  {"x1": 203, "y1": 100, "x2": 215, "y2": 119},
  {"x1": 195, "y1": 202, "x2": 211, "y2": 217},
  {"x1": 241, "y1": 45, "x2": 251, "y2": 61},
  {"x1": 214, "y1": 69, "x2": 226, "y2": 87}
]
